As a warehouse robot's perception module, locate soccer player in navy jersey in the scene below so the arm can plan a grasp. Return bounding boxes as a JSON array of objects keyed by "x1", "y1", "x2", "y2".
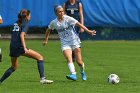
[
  {"x1": 63, "y1": 0, "x2": 84, "y2": 62},
  {"x1": 0, "y1": 9, "x2": 53, "y2": 84}
]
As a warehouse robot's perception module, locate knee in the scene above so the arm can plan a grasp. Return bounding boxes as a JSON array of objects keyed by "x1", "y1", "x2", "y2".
[
  {"x1": 65, "y1": 56, "x2": 72, "y2": 62},
  {"x1": 37, "y1": 55, "x2": 44, "y2": 61},
  {"x1": 75, "y1": 48, "x2": 81, "y2": 53},
  {"x1": 65, "y1": 57, "x2": 69, "y2": 62}
]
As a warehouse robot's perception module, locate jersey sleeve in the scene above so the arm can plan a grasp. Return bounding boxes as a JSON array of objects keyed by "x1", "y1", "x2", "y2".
[
  {"x1": 21, "y1": 21, "x2": 29, "y2": 33},
  {"x1": 67, "y1": 16, "x2": 78, "y2": 26},
  {"x1": 0, "y1": 15, "x2": 2, "y2": 19},
  {"x1": 48, "y1": 20, "x2": 55, "y2": 30}
]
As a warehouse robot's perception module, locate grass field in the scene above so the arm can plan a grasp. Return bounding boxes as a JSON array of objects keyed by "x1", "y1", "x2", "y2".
[{"x1": 0, "y1": 40, "x2": 140, "y2": 93}]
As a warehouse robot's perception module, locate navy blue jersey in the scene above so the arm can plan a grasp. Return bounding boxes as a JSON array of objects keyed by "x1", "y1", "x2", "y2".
[
  {"x1": 10, "y1": 21, "x2": 28, "y2": 48},
  {"x1": 10, "y1": 21, "x2": 29, "y2": 57},
  {"x1": 65, "y1": 1, "x2": 80, "y2": 21}
]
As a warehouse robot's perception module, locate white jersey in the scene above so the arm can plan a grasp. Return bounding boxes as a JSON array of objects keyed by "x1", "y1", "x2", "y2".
[
  {"x1": 48, "y1": 15, "x2": 81, "y2": 45},
  {"x1": 0, "y1": 15, "x2": 2, "y2": 19}
]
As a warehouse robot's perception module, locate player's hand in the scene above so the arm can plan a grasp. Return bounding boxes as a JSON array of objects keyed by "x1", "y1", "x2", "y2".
[
  {"x1": 24, "y1": 48, "x2": 29, "y2": 54},
  {"x1": 42, "y1": 41, "x2": 48, "y2": 46},
  {"x1": 89, "y1": 30, "x2": 96, "y2": 36}
]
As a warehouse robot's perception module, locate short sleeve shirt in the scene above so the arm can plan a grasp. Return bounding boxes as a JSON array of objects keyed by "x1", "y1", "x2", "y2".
[
  {"x1": 10, "y1": 21, "x2": 29, "y2": 48},
  {"x1": 48, "y1": 15, "x2": 80, "y2": 45},
  {"x1": 0, "y1": 15, "x2": 2, "y2": 19}
]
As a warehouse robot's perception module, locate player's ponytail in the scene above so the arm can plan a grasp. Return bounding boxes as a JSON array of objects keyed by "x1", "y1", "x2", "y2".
[{"x1": 17, "y1": 9, "x2": 30, "y2": 27}]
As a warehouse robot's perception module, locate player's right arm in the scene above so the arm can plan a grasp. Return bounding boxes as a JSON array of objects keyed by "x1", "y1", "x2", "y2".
[
  {"x1": 43, "y1": 21, "x2": 54, "y2": 46},
  {"x1": 43, "y1": 29, "x2": 51, "y2": 46}
]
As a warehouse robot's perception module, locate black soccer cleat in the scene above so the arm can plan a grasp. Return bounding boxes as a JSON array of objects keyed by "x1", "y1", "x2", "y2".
[{"x1": 0, "y1": 54, "x2": 2, "y2": 62}]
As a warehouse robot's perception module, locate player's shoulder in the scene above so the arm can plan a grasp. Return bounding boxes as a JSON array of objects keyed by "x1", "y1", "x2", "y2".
[
  {"x1": 64, "y1": 15, "x2": 72, "y2": 19},
  {"x1": 22, "y1": 21, "x2": 29, "y2": 27},
  {"x1": 65, "y1": 1, "x2": 69, "y2": 5},
  {"x1": 76, "y1": 0, "x2": 80, "y2": 3},
  {"x1": 64, "y1": 15, "x2": 71, "y2": 21},
  {"x1": 76, "y1": 0, "x2": 81, "y2": 4},
  {"x1": 0, "y1": 15, "x2": 2, "y2": 19},
  {"x1": 64, "y1": 15, "x2": 75, "y2": 21},
  {"x1": 23, "y1": 20, "x2": 28, "y2": 25},
  {"x1": 76, "y1": 0, "x2": 82, "y2": 6},
  {"x1": 49, "y1": 18, "x2": 57, "y2": 25}
]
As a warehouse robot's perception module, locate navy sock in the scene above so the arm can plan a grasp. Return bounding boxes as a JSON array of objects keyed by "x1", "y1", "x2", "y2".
[
  {"x1": 37, "y1": 60, "x2": 45, "y2": 78},
  {"x1": 0, "y1": 67, "x2": 15, "y2": 83}
]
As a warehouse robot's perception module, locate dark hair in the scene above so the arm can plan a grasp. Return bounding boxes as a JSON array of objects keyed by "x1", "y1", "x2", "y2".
[{"x1": 17, "y1": 9, "x2": 30, "y2": 27}]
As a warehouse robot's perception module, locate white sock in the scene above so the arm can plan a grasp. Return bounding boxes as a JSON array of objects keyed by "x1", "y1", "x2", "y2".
[
  {"x1": 80, "y1": 63, "x2": 85, "y2": 73},
  {"x1": 0, "y1": 48, "x2": 1, "y2": 54},
  {"x1": 68, "y1": 62, "x2": 76, "y2": 74},
  {"x1": 41, "y1": 77, "x2": 46, "y2": 80}
]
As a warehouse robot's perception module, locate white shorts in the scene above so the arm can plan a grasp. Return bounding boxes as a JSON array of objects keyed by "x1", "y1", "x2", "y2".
[
  {"x1": 61, "y1": 38, "x2": 81, "y2": 51},
  {"x1": 61, "y1": 44, "x2": 81, "y2": 51}
]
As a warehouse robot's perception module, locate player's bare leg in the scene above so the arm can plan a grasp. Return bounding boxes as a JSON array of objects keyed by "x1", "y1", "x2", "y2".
[
  {"x1": 74, "y1": 48, "x2": 87, "y2": 81},
  {"x1": 22, "y1": 49, "x2": 53, "y2": 84},
  {"x1": 63, "y1": 49, "x2": 77, "y2": 81}
]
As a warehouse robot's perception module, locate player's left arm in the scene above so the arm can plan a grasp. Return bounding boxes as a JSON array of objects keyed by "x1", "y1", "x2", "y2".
[
  {"x1": 20, "y1": 32, "x2": 29, "y2": 53},
  {"x1": 79, "y1": 3, "x2": 84, "y2": 32},
  {"x1": 63, "y1": 3, "x2": 66, "y2": 14},
  {"x1": 76, "y1": 22, "x2": 96, "y2": 36},
  {"x1": 20, "y1": 22, "x2": 29, "y2": 53},
  {"x1": 20, "y1": 32, "x2": 26, "y2": 49}
]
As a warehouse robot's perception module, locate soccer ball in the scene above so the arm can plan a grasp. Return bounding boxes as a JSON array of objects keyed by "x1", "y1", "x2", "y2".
[{"x1": 108, "y1": 74, "x2": 120, "y2": 84}]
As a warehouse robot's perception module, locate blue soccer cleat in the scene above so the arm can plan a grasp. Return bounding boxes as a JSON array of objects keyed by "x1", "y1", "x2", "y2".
[
  {"x1": 81, "y1": 71, "x2": 87, "y2": 81},
  {"x1": 66, "y1": 74, "x2": 77, "y2": 81}
]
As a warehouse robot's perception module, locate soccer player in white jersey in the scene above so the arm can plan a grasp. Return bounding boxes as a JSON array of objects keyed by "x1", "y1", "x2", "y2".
[{"x1": 43, "y1": 5, "x2": 96, "y2": 81}]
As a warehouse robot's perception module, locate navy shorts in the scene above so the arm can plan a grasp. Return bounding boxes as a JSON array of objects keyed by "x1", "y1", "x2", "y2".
[{"x1": 9, "y1": 46, "x2": 25, "y2": 57}]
